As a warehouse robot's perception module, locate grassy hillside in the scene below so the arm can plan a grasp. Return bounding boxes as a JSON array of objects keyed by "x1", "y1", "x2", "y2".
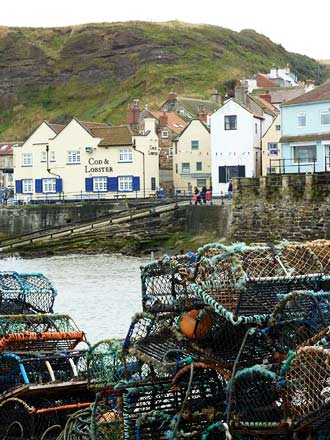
[{"x1": 0, "y1": 21, "x2": 328, "y2": 140}]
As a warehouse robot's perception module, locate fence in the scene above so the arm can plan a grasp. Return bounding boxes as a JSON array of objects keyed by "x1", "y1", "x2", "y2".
[{"x1": 269, "y1": 156, "x2": 330, "y2": 174}]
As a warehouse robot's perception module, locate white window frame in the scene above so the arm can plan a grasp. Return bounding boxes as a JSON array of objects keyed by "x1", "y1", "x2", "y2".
[
  {"x1": 119, "y1": 148, "x2": 132, "y2": 162},
  {"x1": 181, "y1": 162, "x2": 190, "y2": 174},
  {"x1": 118, "y1": 176, "x2": 133, "y2": 192},
  {"x1": 169, "y1": 147, "x2": 174, "y2": 157},
  {"x1": 268, "y1": 142, "x2": 279, "y2": 156},
  {"x1": 41, "y1": 151, "x2": 47, "y2": 162},
  {"x1": 42, "y1": 178, "x2": 56, "y2": 193},
  {"x1": 297, "y1": 112, "x2": 306, "y2": 128},
  {"x1": 191, "y1": 140, "x2": 199, "y2": 150},
  {"x1": 93, "y1": 176, "x2": 108, "y2": 192},
  {"x1": 320, "y1": 111, "x2": 330, "y2": 126},
  {"x1": 22, "y1": 179, "x2": 33, "y2": 194},
  {"x1": 275, "y1": 124, "x2": 281, "y2": 131},
  {"x1": 22, "y1": 153, "x2": 33, "y2": 167},
  {"x1": 292, "y1": 144, "x2": 316, "y2": 164},
  {"x1": 67, "y1": 150, "x2": 80, "y2": 164},
  {"x1": 50, "y1": 151, "x2": 56, "y2": 162},
  {"x1": 161, "y1": 130, "x2": 169, "y2": 139}
]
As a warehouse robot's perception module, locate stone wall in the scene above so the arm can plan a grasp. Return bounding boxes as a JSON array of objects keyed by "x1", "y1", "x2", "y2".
[{"x1": 230, "y1": 173, "x2": 330, "y2": 242}]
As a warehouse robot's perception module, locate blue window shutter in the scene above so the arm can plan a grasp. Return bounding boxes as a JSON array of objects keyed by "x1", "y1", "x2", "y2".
[
  {"x1": 85, "y1": 178, "x2": 93, "y2": 192},
  {"x1": 35, "y1": 179, "x2": 42, "y2": 193},
  {"x1": 15, "y1": 180, "x2": 22, "y2": 194},
  {"x1": 56, "y1": 179, "x2": 63, "y2": 193},
  {"x1": 133, "y1": 176, "x2": 140, "y2": 191},
  {"x1": 107, "y1": 177, "x2": 118, "y2": 191}
]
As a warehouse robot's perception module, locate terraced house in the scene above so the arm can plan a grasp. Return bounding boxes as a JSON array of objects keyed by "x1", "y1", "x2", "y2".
[
  {"x1": 13, "y1": 118, "x2": 159, "y2": 203},
  {"x1": 280, "y1": 80, "x2": 330, "y2": 173}
]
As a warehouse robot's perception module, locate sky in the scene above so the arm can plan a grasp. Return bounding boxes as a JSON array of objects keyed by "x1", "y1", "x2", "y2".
[{"x1": 1, "y1": 0, "x2": 329, "y2": 60}]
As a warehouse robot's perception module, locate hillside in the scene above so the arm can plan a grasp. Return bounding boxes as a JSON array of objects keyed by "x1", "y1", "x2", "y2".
[{"x1": 0, "y1": 21, "x2": 328, "y2": 140}]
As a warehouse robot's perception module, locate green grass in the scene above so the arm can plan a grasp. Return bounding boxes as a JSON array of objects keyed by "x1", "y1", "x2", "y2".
[{"x1": 0, "y1": 21, "x2": 328, "y2": 140}]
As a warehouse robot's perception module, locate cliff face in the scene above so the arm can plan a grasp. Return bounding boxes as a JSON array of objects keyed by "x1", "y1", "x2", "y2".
[{"x1": 0, "y1": 22, "x2": 327, "y2": 140}]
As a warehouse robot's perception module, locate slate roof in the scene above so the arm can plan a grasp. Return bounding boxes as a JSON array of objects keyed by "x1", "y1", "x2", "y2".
[
  {"x1": 176, "y1": 97, "x2": 220, "y2": 116},
  {"x1": 44, "y1": 121, "x2": 65, "y2": 134},
  {"x1": 280, "y1": 133, "x2": 330, "y2": 143},
  {"x1": 282, "y1": 80, "x2": 330, "y2": 106},
  {"x1": 253, "y1": 87, "x2": 306, "y2": 105},
  {"x1": 0, "y1": 142, "x2": 22, "y2": 155},
  {"x1": 149, "y1": 111, "x2": 187, "y2": 134},
  {"x1": 90, "y1": 125, "x2": 135, "y2": 146},
  {"x1": 250, "y1": 95, "x2": 279, "y2": 116}
]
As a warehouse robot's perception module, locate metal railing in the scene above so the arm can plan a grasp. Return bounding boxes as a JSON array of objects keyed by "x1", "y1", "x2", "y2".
[{"x1": 269, "y1": 156, "x2": 330, "y2": 174}]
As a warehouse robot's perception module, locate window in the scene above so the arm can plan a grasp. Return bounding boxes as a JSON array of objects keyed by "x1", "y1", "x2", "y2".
[
  {"x1": 93, "y1": 177, "x2": 107, "y2": 192},
  {"x1": 42, "y1": 178, "x2": 56, "y2": 193},
  {"x1": 119, "y1": 148, "x2": 132, "y2": 162},
  {"x1": 151, "y1": 177, "x2": 156, "y2": 191},
  {"x1": 218, "y1": 165, "x2": 245, "y2": 183},
  {"x1": 161, "y1": 130, "x2": 169, "y2": 138},
  {"x1": 268, "y1": 142, "x2": 279, "y2": 155},
  {"x1": 67, "y1": 150, "x2": 80, "y2": 164},
  {"x1": 191, "y1": 140, "x2": 199, "y2": 150},
  {"x1": 297, "y1": 113, "x2": 306, "y2": 127},
  {"x1": 197, "y1": 178, "x2": 206, "y2": 187},
  {"x1": 118, "y1": 176, "x2": 133, "y2": 191},
  {"x1": 22, "y1": 179, "x2": 33, "y2": 193},
  {"x1": 169, "y1": 147, "x2": 174, "y2": 157},
  {"x1": 292, "y1": 145, "x2": 316, "y2": 163},
  {"x1": 181, "y1": 162, "x2": 190, "y2": 174},
  {"x1": 275, "y1": 124, "x2": 281, "y2": 131},
  {"x1": 196, "y1": 162, "x2": 202, "y2": 171},
  {"x1": 321, "y1": 111, "x2": 330, "y2": 125},
  {"x1": 255, "y1": 123, "x2": 258, "y2": 134},
  {"x1": 41, "y1": 151, "x2": 47, "y2": 162},
  {"x1": 224, "y1": 115, "x2": 237, "y2": 130},
  {"x1": 4, "y1": 157, "x2": 9, "y2": 167},
  {"x1": 50, "y1": 151, "x2": 56, "y2": 162},
  {"x1": 22, "y1": 153, "x2": 32, "y2": 166},
  {"x1": 267, "y1": 167, "x2": 276, "y2": 174},
  {"x1": 175, "y1": 163, "x2": 178, "y2": 174}
]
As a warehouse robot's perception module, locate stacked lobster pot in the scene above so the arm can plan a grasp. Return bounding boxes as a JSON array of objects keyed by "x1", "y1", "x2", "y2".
[{"x1": 0, "y1": 272, "x2": 92, "y2": 439}]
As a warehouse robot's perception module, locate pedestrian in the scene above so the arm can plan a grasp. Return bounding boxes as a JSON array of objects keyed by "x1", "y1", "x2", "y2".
[
  {"x1": 193, "y1": 187, "x2": 202, "y2": 205},
  {"x1": 200, "y1": 186, "x2": 207, "y2": 204},
  {"x1": 227, "y1": 179, "x2": 233, "y2": 200}
]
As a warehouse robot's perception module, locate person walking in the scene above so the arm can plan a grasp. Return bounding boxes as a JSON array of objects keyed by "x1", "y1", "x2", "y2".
[
  {"x1": 200, "y1": 186, "x2": 207, "y2": 204},
  {"x1": 227, "y1": 179, "x2": 233, "y2": 200},
  {"x1": 193, "y1": 187, "x2": 202, "y2": 205}
]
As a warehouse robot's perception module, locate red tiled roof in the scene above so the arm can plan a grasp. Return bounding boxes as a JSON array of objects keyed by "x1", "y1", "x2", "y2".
[
  {"x1": 0, "y1": 142, "x2": 23, "y2": 155},
  {"x1": 149, "y1": 111, "x2": 187, "y2": 134},
  {"x1": 252, "y1": 96, "x2": 279, "y2": 116},
  {"x1": 89, "y1": 125, "x2": 134, "y2": 146},
  {"x1": 255, "y1": 73, "x2": 277, "y2": 88}
]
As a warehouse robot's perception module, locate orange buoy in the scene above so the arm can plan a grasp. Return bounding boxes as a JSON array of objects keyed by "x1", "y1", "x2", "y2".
[{"x1": 179, "y1": 309, "x2": 212, "y2": 339}]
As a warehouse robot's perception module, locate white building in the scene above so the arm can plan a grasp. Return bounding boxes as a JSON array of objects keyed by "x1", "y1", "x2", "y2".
[
  {"x1": 14, "y1": 118, "x2": 159, "y2": 202},
  {"x1": 210, "y1": 95, "x2": 277, "y2": 195}
]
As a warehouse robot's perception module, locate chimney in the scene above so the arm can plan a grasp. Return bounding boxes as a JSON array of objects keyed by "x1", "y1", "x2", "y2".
[
  {"x1": 159, "y1": 110, "x2": 168, "y2": 127},
  {"x1": 234, "y1": 81, "x2": 248, "y2": 105},
  {"x1": 127, "y1": 100, "x2": 140, "y2": 125},
  {"x1": 198, "y1": 106, "x2": 208, "y2": 123},
  {"x1": 260, "y1": 94, "x2": 272, "y2": 104},
  {"x1": 168, "y1": 90, "x2": 177, "y2": 100},
  {"x1": 210, "y1": 89, "x2": 222, "y2": 105}
]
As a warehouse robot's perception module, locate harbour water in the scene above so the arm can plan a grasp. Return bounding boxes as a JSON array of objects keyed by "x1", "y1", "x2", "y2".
[{"x1": 0, "y1": 254, "x2": 146, "y2": 343}]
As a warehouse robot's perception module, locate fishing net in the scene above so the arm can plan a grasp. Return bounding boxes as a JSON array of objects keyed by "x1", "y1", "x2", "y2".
[
  {"x1": 0, "y1": 394, "x2": 92, "y2": 440},
  {"x1": 0, "y1": 349, "x2": 88, "y2": 393},
  {"x1": 0, "y1": 272, "x2": 56, "y2": 315},
  {"x1": 141, "y1": 254, "x2": 202, "y2": 313},
  {"x1": 305, "y1": 239, "x2": 330, "y2": 276},
  {"x1": 90, "y1": 393, "x2": 122, "y2": 440},
  {"x1": 280, "y1": 346, "x2": 330, "y2": 430},
  {"x1": 0, "y1": 314, "x2": 84, "y2": 353},
  {"x1": 229, "y1": 366, "x2": 283, "y2": 427}
]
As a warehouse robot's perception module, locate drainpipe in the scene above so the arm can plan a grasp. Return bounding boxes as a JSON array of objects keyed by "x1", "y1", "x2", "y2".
[{"x1": 46, "y1": 145, "x2": 61, "y2": 180}]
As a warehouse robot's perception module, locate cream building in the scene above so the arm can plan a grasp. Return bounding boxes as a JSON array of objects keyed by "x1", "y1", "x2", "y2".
[
  {"x1": 14, "y1": 118, "x2": 159, "y2": 202},
  {"x1": 173, "y1": 119, "x2": 211, "y2": 194},
  {"x1": 261, "y1": 114, "x2": 281, "y2": 174}
]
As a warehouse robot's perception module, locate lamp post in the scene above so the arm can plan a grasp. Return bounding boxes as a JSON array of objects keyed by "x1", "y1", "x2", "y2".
[{"x1": 133, "y1": 140, "x2": 145, "y2": 199}]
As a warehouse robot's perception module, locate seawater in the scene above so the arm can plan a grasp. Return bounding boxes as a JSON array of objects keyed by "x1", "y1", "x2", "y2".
[{"x1": 0, "y1": 254, "x2": 147, "y2": 343}]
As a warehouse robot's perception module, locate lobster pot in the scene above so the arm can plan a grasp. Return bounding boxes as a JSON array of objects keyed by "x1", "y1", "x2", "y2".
[
  {"x1": 230, "y1": 366, "x2": 283, "y2": 427},
  {"x1": 87, "y1": 338, "x2": 157, "y2": 391},
  {"x1": 0, "y1": 314, "x2": 84, "y2": 353},
  {"x1": 0, "y1": 393, "x2": 93, "y2": 440},
  {"x1": 281, "y1": 346, "x2": 330, "y2": 429},
  {"x1": 0, "y1": 272, "x2": 56, "y2": 314},
  {"x1": 141, "y1": 255, "x2": 201, "y2": 313},
  {"x1": 197, "y1": 242, "x2": 227, "y2": 259},
  {"x1": 0, "y1": 349, "x2": 88, "y2": 393},
  {"x1": 306, "y1": 239, "x2": 330, "y2": 277},
  {"x1": 269, "y1": 291, "x2": 330, "y2": 355},
  {"x1": 90, "y1": 392, "x2": 122, "y2": 440},
  {"x1": 122, "y1": 364, "x2": 226, "y2": 439}
]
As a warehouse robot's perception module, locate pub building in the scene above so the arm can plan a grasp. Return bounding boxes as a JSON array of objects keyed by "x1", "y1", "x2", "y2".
[{"x1": 13, "y1": 117, "x2": 159, "y2": 203}]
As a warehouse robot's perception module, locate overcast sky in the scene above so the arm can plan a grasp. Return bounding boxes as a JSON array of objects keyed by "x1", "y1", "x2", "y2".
[{"x1": 1, "y1": 0, "x2": 328, "y2": 60}]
